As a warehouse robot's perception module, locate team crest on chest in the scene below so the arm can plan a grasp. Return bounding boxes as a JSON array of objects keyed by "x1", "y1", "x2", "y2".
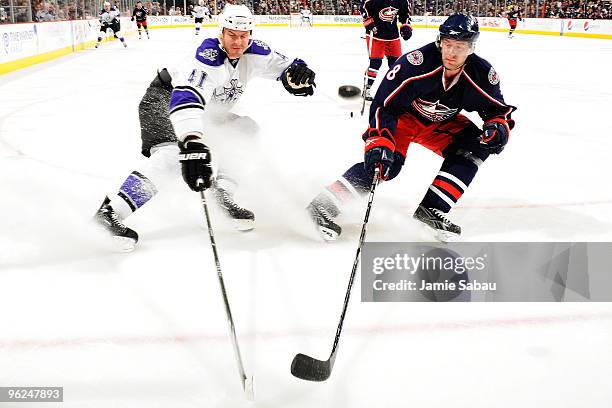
[
  {"x1": 379, "y1": 6, "x2": 398, "y2": 22},
  {"x1": 213, "y1": 78, "x2": 244, "y2": 103},
  {"x1": 406, "y1": 50, "x2": 424, "y2": 65},
  {"x1": 411, "y1": 98, "x2": 459, "y2": 122},
  {"x1": 488, "y1": 67, "x2": 500, "y2": 85},
  {"x1": 198, "y1": 48, "x2": 219, "y2": 62}
]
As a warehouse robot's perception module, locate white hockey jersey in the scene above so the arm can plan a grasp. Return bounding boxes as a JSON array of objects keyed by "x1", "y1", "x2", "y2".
[
  {"x1": 99, "y1": 7, "x2": 120, "y2": 24},
  {"x1": 192, "y1": 5, "x2": 209, "y2": 18},
  {"x1": 169, "y1": 38, "x2": 295, "y2": 141}
]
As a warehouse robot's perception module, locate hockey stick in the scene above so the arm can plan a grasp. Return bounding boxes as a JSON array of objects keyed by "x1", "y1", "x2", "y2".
[
  {"x1": 197, "y1": 180, "x2": 254, "y2": 400},
  {"x1": 360, "y1": 32, "x2": 374, "y2": 117},
  {"x1": 290, "y1": 167, "x2": 381, "y2": 381}
]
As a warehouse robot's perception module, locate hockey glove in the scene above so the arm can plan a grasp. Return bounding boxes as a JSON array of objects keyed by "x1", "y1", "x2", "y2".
[
  {"x1": 363, "y1": 17, "x2": 377, "y2": 34},
  {"x1": 281, "y1": 59, "x2": 316, "y2": 97},
  {"x1": 178, "y1": 138, "x2": 213, "y2": 191},
  {"x1": 481, "y1": 118, "x2": 510, "y2": 154},
  {"x1": 130, "y1": 16, "x2": 134, "y2": 21},
  {"x1": 400, "y1": 24, "x2": 413, "y2": 40},
  {"x1": 364, "y1": 128, "x2": 395, "y2": 180}
]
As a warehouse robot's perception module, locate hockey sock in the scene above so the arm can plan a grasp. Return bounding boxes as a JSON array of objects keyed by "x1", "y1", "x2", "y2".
[
  {"x1": 110, "y1": 171, "x2": 158, "y2": 219},
  {"x1": 387, "y1": 56, "x2": 398, "y2": 66},
  {"x1": 366, "y1": 58, "x2": 382, "y2": 88},
  {"x1": 317, "y1": 163, "x2": 369, "y2": 213},
  {"x1": 420, "y1": 151, "x2": 483, "y2": 213}
]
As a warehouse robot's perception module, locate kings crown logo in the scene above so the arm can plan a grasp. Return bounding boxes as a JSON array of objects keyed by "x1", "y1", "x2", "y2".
[
  {"x1": 253, "y1": 39, "x2": 270, "y2": 50},
  {"x1": 198, "y1": 48, "x2": 219, "y2": 62}
]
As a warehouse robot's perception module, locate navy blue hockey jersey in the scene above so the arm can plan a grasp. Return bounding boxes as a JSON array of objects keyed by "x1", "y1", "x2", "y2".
[
  {"x1": 360, "y1": 0, "x2": 411, "y2": 40},
  {"x1": 132, "y1": 7, "x2": 148, "y2": 22},
  {"x1": 369, "y1": 42, "x2": 516, "y2": 135}
]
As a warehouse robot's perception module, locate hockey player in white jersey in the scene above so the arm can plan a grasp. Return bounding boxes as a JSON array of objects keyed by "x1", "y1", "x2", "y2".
[
  {"x1": 300, "y1": 6, "x2": 313, "y2": 26},
  {"x1": 191, "y1": 0, "x2": 210, "y2": 35},
  {"x1": 94, "y1": 4, "x2": 316, "y2": 251},
  {"x1": 96, "y1": 1, "x2": 127, "y2": 48}
]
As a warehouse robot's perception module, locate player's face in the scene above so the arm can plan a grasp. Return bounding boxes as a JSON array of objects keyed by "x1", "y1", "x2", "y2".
[
  {"x1": 104, "y1": 3, "x2": 110, "y2": 11},
  {"x1": 136, "y1": 3, "x2": 142, "y2": 8},
  {"x1": 221, "y1": 28, "x2": 250, "y2": 59},
  {"x1": 440, "y1": 38, "x2": 471, "y2": 70}
]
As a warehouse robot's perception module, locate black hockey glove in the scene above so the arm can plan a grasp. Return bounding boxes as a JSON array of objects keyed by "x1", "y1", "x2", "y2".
[
  {"x1": 481, "y1": 118, "x2": 510, "y2": 154},
  {"x1": 363, "y1": 128, "x2": 395, "y2": 180},
  {"x1": 178, "y1": 138, "x2": 212, "y2": 191},
  {"x1": 281, "y1": 59, "x2": 316, "y2": 97},
  {"x1": 400, "y1": 24, "x2": 413, "y2": 40},
  {"x1": 363, "y1": 17, "x2": 377, "y2": 34}
]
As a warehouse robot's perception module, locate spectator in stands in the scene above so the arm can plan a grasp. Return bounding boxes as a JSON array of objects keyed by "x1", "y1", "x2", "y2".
[{"x1": 36, "y1": 2, "x2": 57, "y2": 21}]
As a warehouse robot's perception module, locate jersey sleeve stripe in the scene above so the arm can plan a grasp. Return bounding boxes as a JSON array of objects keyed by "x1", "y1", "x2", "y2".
[
  {"x1": 174, "y1": 86, "x2": 204, "y2": 105},
  {"x1": 362, "y1": 0, "x2": 372, "y2": 18},
  {"x1": 169, "y1": 104, "x2": 205, "y2": 115},
  {"x1": 169, "y1": 89, "x2": 205, "y2": 112},
  {"x1": 461, "y1": 71, "x2": 513, "y2": 119},
  {"x1": 383, "y1": 65, "x2": 443, "y2": 107}
]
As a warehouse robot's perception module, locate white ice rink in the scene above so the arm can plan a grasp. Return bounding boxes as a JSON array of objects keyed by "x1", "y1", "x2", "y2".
[{"x1": 1, "y1": 25, "x2": 612, "y2": 407}]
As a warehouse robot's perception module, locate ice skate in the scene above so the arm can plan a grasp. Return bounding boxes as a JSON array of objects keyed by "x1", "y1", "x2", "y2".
[
  {"x1": 307, "y1": 193, "x2": 342, "y2": 241},
  {"x1": 94, "y1": 197, "x2": 138, "y2": 252},
  {"x1": 413, "y1": 205, "x2": 461, "y2": 242},
  {"x1": 214, "y1": 187, "x2": 255, "y2": 231}
]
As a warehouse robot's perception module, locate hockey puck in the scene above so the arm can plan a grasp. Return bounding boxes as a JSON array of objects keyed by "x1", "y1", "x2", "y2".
[
  {"x1": 350, "y1": 111, "x2": 354, "y2": 118},
  {"x1": 338, "y1": 85, "x2": 361, "y2": 98}
]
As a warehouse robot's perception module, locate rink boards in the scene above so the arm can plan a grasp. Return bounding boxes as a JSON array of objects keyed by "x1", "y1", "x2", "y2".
[{"x1": 1, "y1": 15, "x2": 612, "y2": 75}]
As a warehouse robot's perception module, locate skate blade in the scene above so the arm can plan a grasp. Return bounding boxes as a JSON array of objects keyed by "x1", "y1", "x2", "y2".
[
  {"x1": 234, "y1": 219, "x2": 254, "y2": 231},
  {"x1": 434, "y1": 229, "x2": 460, "y2": 243},
  {"x1": 319, "y1": 226, "x2": 339, "y2": 242},
  {"x1": 112, "y1": 236, "x2": 137, "y2": 252}
]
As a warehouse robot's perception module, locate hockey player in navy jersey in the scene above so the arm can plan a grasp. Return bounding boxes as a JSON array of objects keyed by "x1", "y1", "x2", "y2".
[
  {"x1": 308, "y1": 13, "x2": 516, "y2": 241},
  {"x1": 131, "y1": 1, "x2": 150, "y2": 39},
  {"x1": 360, "y1": 0, "x2": 412, "y2": 101},
  {"x1": 94, "y1": 5, "x2": 316, "y2": 251},
  {"x1": 505, "y1": 5, "x2": 522, "y2": 38}
]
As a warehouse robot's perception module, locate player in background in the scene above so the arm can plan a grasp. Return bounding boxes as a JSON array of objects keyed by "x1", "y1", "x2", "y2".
[
  {"x1": 96, "y1": 1, "x2": 127, "y2": 48},
  {"x1": 307, "y1": 13, "x2": 516, "y2": 242},
  {"x1": 360, "y1": 0, "x2": 412, "y2": 101},
  {"x1": 505, "y1": 5, "x2": 522, "y2": 38},
  {"x1": 94, "y1": 5, "x2": 316, "y2": 251},
  {"x1": 192, "y1": 0, "x2": 209, "y2": 35},
  {"x1": 131, "y1": 1, "x2": 150, "y2": 39},
  {"x1": 300, "y1": 6, "x2": 313, "y2": 26}
]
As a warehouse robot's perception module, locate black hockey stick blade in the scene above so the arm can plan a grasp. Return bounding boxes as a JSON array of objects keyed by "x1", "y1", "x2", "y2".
[{"x1": 290, "y1": 353, "x2": 332, "y2": 381}]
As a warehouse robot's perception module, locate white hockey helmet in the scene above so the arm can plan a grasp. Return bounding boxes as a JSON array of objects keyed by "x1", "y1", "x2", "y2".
[{"x1": 219, "y1": 4, "x2": 255, "y2": 32}]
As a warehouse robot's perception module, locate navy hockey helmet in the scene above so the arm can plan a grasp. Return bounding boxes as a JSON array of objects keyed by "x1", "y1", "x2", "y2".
[{"x1": 438, "y1": 13, "x2": 480, "y2": 44}]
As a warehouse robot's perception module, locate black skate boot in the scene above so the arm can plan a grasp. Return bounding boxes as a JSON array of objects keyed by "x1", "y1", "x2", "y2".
[
  {"x1": 94, "y1": 197, "x2": 139, "y2": 252},
  {"x1": 214, "y1": 187, "x2": 255, "y2": 231},
  {"x1": 307, "y1": 193, "x2": 342, "y2": 241},
  {"x1": 413, "y1": 205, "x2": 461, "y2": 242}
]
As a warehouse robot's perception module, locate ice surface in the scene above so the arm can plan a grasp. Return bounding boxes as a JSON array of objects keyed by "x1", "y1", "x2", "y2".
[{"x1": 1, "y1": 27, "x2": 611, "y2": 407}]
